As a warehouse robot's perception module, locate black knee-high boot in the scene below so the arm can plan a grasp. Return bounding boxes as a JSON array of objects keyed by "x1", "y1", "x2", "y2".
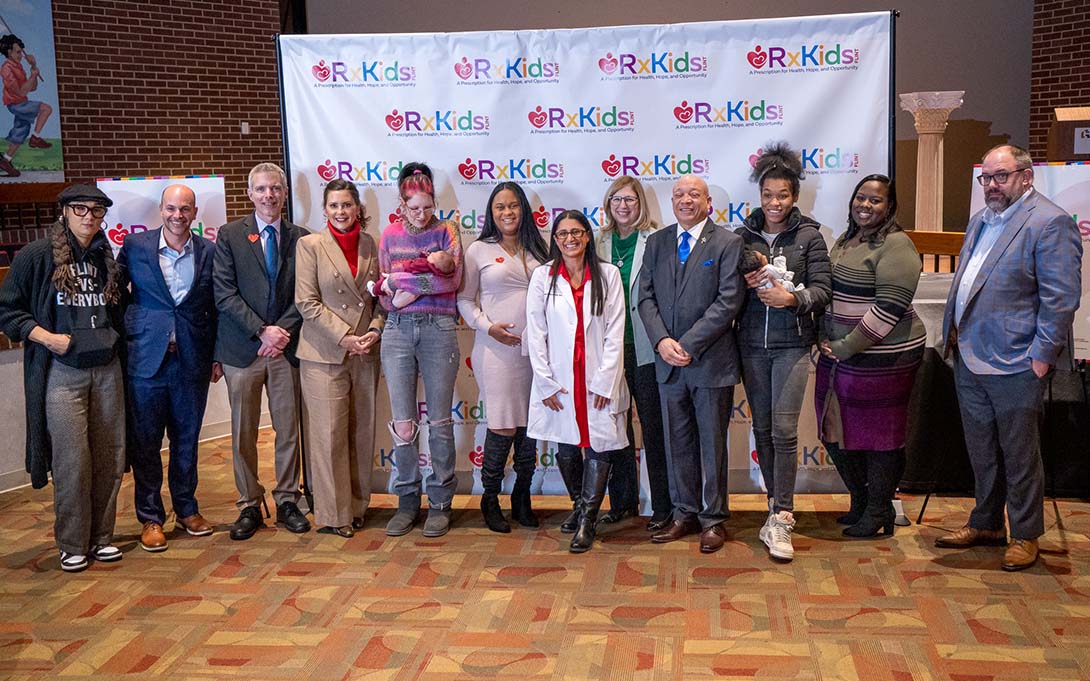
[
  {"x1": 843, "y1": 449, "x2": 903, "y2": 538},
  {"x1": 828, "y1": 444, "x2": 868, "y2": 525},
  {"x1": 510, "y1": 428, "x2": 539, "y2": 527},
  {"x1": 570, "y1": 458, "x2": 611, "y2": 553},
  {"x1": 480, "y1": 430, "x2": 513, "y2": 533},
  {"x1": 555, "y1": 445, "x2": 584, "y2": 534}
]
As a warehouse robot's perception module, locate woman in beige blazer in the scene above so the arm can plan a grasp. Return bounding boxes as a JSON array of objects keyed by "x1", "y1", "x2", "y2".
[{"x1": 295, "y1": 179, "x2": 385, "y2": 537}]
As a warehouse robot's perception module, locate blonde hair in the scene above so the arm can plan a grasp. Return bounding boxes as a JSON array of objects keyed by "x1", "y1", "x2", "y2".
[{"x1": 600, "y1": 176, "x2": 658, "y2": 233}]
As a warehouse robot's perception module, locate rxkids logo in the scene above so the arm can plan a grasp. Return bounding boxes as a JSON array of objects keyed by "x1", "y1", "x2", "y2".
[
  {"x1": 383, "y1": 108, "x2": 490, "y2": 137},
  {"x1": 534, "y1": 203, "x2": 604, "y2": 229},
  {"x1": 672, "y1": 98, "x2": 783, "y2": 129},
  {"x1": 600, "y1": 153, "x2": 709, "y2": 180},
  {"x1": 419, "y1": 399, "x2": 485, "y2": 425},
  {"x1": 597, "y1": 50, "x2": 708, "y2": 80},
  {"x1": 711, "y1": 200, "x2": 757, "y2": 227},
  {"x1": 453, "y1": 56, "x2": 560, "y2": 84},
  {"x1": 316, "y1": 158, "x2": 404, "y2": 185},
  {"x1": 311, "y1": 58, "x2": 417, "y2": 87},
  {"x1": 527, "y1": 104, "x2": 635, "y2": 133},
  {"x1": 745, "y1": 43, "x2": 859, "y2": 74},
  {"x1": 801, "y1": 146, "x2": 860, "y2": 174},
  {"x1": 749, "y1": 442, "x2": 830, "y2": 468},
  {"x1": 106, "y1": 221, "x2": 219, "y2": 248},
  {"x1": 456, "y1": 157, "x2": 565, "y2": 186}
]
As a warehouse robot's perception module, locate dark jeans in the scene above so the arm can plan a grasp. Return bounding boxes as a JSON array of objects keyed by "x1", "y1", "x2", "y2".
[
  {"x1": 607, "y1": 344, "x2": 670, "y2": 516},
  {"x1": 739, "y1": 345, "x2": 810, "y2": 512},
  {"x1": 128, "y1": 350, "x2": 212, "y2": 525}
]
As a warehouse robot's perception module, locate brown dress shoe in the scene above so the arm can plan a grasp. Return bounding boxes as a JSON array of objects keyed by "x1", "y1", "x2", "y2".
[
  {"x1": 140, "y1": 521, "x2": 168, "y2": 552},
  {"x1": 934, "y1": 525, "x2": 1007, "y2": 549},
  {"x1": 177, "y1": 513, "x2": 214, "y2": 536},
  {"x1": 650, "y1": 517, "x2": 700, "y2": 543},
  {"x1": 700, "y1": 524, "x2": 728, "y2": 553},
  {"x1": 1002, "y1": 538, "x2": 1039, "y2": 571}
]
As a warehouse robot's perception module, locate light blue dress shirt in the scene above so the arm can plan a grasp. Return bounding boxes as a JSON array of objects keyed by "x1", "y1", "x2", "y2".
[{"x1": 158, "y1": 229, "x2": 195, "y2": 306}]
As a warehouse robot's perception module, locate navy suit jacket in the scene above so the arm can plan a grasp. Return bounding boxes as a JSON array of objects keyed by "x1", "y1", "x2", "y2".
[{"x1": 118, "y1": 227, "x2": 217, "y2": 380}]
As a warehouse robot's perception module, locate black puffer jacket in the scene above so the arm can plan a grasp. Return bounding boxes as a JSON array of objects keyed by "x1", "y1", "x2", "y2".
[{"x1": 734, "y1": 207, "x2": 832, "y2": 349}]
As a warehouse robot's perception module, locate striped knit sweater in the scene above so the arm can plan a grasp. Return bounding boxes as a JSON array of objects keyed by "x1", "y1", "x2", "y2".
[
  {"x1": 823, "y1": 231, "x2": 925, "y2": 363},
  {"x1": 378, "y1": 218, "x2": 463, "y2": 315}
]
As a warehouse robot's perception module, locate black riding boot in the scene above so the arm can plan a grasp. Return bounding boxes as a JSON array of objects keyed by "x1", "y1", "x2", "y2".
[
  {"x1": 480, "y1": 430, "x2": 513, "y2": 533},
  {"x1": 510, "y1": 428, "x2": 539, "y2": 527},
  {"x1": 556, "y1": 445, "x2": 584, "y2": 534},
  {"x1": 571, "y1": 459, "x2": 612, "y2": 553},
  {"x1": 828, "y1": 444, "x2": 868, "y2": 525}
]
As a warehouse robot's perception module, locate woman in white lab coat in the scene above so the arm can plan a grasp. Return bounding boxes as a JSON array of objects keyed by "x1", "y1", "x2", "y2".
[{"x1": 525, "y1": 210, "x2": 630, "y2": 553}]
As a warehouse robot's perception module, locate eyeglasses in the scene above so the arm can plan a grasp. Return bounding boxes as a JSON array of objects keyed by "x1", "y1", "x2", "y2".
[
  {"x1": 403, "y1": 204, "x2": 435, "y2": 215},
  {"x1": 609, "y1": 195, "x2": 638, "y2": 206},
  {"x1": 555, "y1": 228, "x2": 588, "y2": 241},
  {"x1": 67, "y1": 204, "x2": 108, "y2": 218},
  {"x1": 976, "y1": 168, "x2": 1028, "y2": 186}
]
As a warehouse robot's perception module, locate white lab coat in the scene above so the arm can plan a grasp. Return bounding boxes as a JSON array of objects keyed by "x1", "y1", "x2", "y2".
[{"x1": 524, "y1": 260, "x2": 630, "y2": 452}]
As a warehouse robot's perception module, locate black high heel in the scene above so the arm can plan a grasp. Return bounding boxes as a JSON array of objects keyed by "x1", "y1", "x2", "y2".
[{"x1": 843, "y1": 509, "x2": 895, "y2": 538}]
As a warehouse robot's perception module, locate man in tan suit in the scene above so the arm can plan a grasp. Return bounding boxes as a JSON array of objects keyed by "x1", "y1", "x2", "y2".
[{"x1": 294, "y1": 179, "x2": 385, "y2": 536}]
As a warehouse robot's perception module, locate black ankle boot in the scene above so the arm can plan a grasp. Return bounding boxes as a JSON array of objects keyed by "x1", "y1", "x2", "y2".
[
  {"x1": 556, "y1": 445, "x2": 584, "y2": 534},
  {"x1": 510, "y1": 429, "x2": 539, "y2": 527},
  {"x1": 571, "y1": 459, "x2": 611, "y2": 553},
  {"x1": 829, "y1": 445, "x2": 868, "y2": 525},
  {"x1": 843, "y1": 449, "x2": 902, "y2": 539},
  {"x1": 481, "y1": 493, "x2": 510, "y2": 533}
]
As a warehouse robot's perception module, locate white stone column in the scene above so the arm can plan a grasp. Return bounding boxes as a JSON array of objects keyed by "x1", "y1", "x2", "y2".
[{"x1": 899, "y1": 91, "x2": 964, "y2": 231}]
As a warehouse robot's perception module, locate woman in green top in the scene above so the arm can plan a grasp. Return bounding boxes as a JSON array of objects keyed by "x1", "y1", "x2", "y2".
[{"x1": 592, "y1": 176, "x2": 672, "y2": 531}]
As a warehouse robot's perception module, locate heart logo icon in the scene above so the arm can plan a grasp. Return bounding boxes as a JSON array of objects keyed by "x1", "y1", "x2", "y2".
[
  {"x1": 598, "y1": 52, "x2": 618, "y2": 74},
  {"x1": 247, "y1": 233, "x2": 260, "y2": 243},
  {"x1": 747, "y1": 148, "x2": 764, "y2": 168},
  {"x1": 317, "y1": 159, "x2": 337, "y2": 181},
  {"x1": 747, "y1": 46, "x2": 767, "y2": 69},
  {"x1": 465, "y1": 356, "x2": 473, "y2": 371},
  {"x1": 385, "y1": 109, "x2": 404, "y2": 131},
  {"x1": 527, "y1": 106, "x2": 548, "y2": 129},
  {"x1": 469, "y1": 445, "x2": 484, "y2": 467},
  {"x1": 533, "y1": 206, "x2": 550, "y2": 228},
  {"x1": 457, "y1": 157, "x2": 478, "y2": 180},
  {"x1": 673, "y1": 101, "x2": 694, "y2": 124},
  {"x1": 601, "y1": 154, "x2": 621, "y2": 177},
  {"x1": 387, "y1": 210, "x2": 401, "y2": 224},
  {"x1": 107, "y1": 226, "x2": 127, "y2": 246},
  {"x1": 312, "y1": 60, "x2": 331, "y2": 82},
  {"x1": 454, "y1": 57, "x2": 473, "y2": 80},
  {"x1": 751, "y1": 449, "x2": 759, "y2": 465}
]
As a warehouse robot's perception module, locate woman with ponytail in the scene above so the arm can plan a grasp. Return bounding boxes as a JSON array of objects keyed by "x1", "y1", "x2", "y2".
[
  {"x1": 0, "y1": 184, "x2": 126, "y2": 572},
  {"x1": 735, "y1": 143, "x2": 831, "y2": 561}
]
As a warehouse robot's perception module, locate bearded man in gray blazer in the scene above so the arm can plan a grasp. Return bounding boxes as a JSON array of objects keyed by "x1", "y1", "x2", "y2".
[
  {"x1": 937, "y1": 144, "x2": 1083, "y2": 571},
  {"x1": 638, "y1": 174, "x2": 745, "y2": 553}
]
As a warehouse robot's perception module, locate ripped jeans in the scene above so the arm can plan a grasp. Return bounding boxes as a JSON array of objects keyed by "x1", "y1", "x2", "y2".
[{"x1": 381, "y1": 312, "x2": 461, "y2": 509}]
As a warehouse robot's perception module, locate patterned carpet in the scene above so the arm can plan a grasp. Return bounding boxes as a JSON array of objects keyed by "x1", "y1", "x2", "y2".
[{"x1": 2, "y1": 431, "x2": 1089, "y2": 680}]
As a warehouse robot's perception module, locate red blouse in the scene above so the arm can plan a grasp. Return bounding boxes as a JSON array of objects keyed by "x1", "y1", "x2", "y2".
[{"x1": 558, "y1": 260, "x2": 591, "y2": 448}]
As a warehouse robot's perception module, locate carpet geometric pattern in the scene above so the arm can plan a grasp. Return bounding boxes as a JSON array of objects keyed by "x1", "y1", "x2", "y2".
[{"x1": 2, "y1": 431, "x2": 1089, "y2": 680}]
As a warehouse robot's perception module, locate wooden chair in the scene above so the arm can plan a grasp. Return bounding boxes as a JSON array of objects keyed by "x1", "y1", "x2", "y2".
[{"x1": 905, "y1": 230, "x2": 964, "y2": 273}]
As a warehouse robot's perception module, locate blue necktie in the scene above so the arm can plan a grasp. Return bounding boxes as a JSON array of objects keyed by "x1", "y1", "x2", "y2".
[
  {"x1": 263, "y1": 226, "x2": 279, "y2": 321},
  {"x1": 678, "y1": 231, "x2": 692, "y2": 265}
]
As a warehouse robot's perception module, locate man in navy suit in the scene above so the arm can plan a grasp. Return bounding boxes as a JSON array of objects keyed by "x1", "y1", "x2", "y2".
[
  {"x1": 937, "y1": 144, "x2": 1083, "y2": 571},
  {"x1": 119, "y1": 184, "x2": 221, "y2": 553}
]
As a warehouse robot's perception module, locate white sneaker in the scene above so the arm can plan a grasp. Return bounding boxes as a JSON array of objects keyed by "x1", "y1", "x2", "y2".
[
  {"x1": 92, "y1": 545, "x2": 123, "y2": 562},
  {"x1": 60, "y1": 551, "x2": 89, "y2": 572},
  {"x1": 761, "y1": 511, "x2": 795, "y2": 561}
]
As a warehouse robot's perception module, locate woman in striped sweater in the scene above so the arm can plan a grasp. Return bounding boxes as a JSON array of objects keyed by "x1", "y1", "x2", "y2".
[{"x1": 815, "y1": 175, "x2": 925, "y2": 538}]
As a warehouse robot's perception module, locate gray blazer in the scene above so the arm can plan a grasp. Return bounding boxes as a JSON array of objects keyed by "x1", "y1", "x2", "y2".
[
  {"x1": 942, "y1": 189, "x2": 1083, "y2": 372},
  {"x1": 638, "y1": 220, "x2": 745, "y2": 387}
]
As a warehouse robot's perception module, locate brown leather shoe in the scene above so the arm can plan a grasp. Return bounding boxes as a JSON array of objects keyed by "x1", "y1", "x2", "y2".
[
  {"x1": 700, "y1": 524, "x2": 728, "y2": 553},
  {"x1": 650, "y1": 517, "x2": 700, "y2": 543},
  {"x1": 1002, "y1": 538, "x2": 1039, "y2": 571},
  {"x1": 177, "y1": 513, "x2": 214, "y2": 536},
  {"x1": 934, "y1": 525, "x2": 1007, "y2": 549},
  {"x1": 140, "y1": 521, "x2": 168, "y2": 552}
]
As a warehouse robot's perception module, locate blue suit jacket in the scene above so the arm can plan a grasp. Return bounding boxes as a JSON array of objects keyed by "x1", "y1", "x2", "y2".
[
  {"x1": 942, "y1": 189, "x2": 1083, "y2": 372},
  {"x1": 118, "y1": 227, "x2": 217, "y2": 380}
]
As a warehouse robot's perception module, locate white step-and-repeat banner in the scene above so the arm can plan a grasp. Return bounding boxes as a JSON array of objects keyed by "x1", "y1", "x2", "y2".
[{"x1": 279, "y1": 12, "x2": 893, "y2": 502}]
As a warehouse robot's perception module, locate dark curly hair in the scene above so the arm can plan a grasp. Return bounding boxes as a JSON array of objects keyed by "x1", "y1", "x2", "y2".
[
  {"x1": 835, "y1": 174, "x2": 901, "y2": 248},
  {"x1": 750, "y1": 142, "x2": 805, "y2": 198}
]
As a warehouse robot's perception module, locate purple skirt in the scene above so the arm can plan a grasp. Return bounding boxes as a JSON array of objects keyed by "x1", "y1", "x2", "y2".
[{"x1": 814, "y1": 354, "x2": 921, "y2": 451}]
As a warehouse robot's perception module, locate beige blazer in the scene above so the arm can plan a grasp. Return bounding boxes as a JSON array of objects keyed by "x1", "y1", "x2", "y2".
[{"x1": 295, "y1": 229, "x2": 385, "y2": 364}]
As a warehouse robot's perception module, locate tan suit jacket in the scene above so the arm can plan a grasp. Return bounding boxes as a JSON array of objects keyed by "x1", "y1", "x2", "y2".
[{"x1": 295, "y1": 229, "x2": 385, "y2": 363}]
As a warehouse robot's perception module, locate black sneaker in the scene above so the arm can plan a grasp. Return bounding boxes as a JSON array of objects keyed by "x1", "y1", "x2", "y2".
[
  {"x1": 230, "y1": 506, "x2": 265, "y2": 541},
  {"x1": 60, "y1": 551, "x2": 89, "y2": 572},
  {"x1": 276, "y1": 501, "x2": 311, "y2": 534}
]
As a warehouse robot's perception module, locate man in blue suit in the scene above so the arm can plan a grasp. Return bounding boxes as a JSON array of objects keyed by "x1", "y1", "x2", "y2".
[
  {"x1": 937, "y1": 144, "x2": 1083, "y2": 571},
  {"x1": 119, "y1": 184, "x2": 221, "y2": 553}
]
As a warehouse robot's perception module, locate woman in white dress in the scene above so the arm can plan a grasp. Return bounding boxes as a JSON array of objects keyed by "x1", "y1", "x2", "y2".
[{"x1": 457, "y1": 182, "x2": 549, "y2": 532}]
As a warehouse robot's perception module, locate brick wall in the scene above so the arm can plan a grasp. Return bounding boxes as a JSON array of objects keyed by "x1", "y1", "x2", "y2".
[
  {"x1": 1029, "y1": 0, "x2": 1090, "y2": 158},
  {"x1": 1, "y1": 0, "x2": 284, "y2": 245}
]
